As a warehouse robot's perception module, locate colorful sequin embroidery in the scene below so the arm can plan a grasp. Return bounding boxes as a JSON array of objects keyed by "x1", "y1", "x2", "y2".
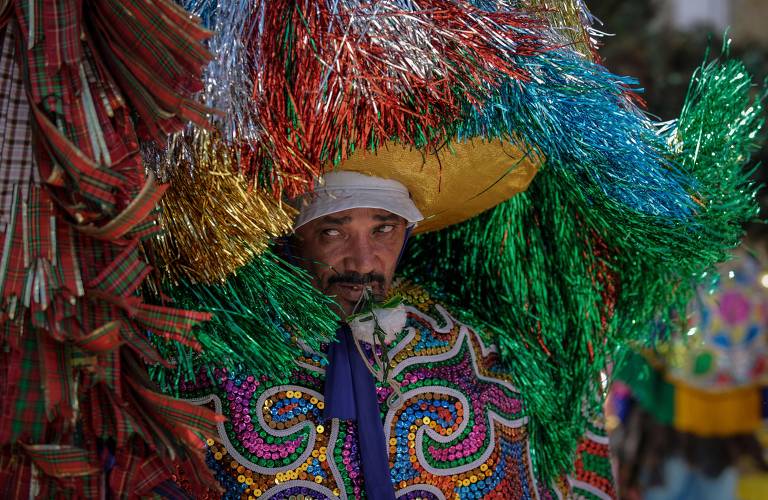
[{"x1": 180, "y1": 286, "x2": 613, "y2": 499}]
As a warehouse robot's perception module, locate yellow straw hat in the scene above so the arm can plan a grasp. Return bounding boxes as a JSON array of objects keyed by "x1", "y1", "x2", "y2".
[{"x1": 334, "y1": 138, "x2": 542, "y2": 233}]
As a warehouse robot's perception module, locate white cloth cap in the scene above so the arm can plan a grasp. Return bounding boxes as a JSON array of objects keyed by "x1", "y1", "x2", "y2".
[{"x1": 292, "y1": 171, "x2": 424, "y2": 230}]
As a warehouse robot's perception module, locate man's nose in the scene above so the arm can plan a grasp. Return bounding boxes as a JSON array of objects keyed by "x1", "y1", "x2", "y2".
[{"x1": 344, "y1": 235, "x2": 377, "y2": 275}]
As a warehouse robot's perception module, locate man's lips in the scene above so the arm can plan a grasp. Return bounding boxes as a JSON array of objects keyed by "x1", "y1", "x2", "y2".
[
  {"x1": 330, "y1": 282, "x2": 381, "y2": 297},
  {"x1": 337, "y1": 283, "x2": 363, "y2": 291}
]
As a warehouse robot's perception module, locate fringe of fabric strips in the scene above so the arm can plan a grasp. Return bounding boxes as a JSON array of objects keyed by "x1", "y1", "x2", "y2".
[{"x1": 0, "y1": 1, "x2": 225, "y2": 497}]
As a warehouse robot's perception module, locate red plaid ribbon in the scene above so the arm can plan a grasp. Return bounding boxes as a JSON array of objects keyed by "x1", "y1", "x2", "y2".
[
  {"x1": 1, "y1": 1, "x2": 216, "y2": 496},
  {"x1": 21, "y1": 443, "x2": 99, "y2": 478}
]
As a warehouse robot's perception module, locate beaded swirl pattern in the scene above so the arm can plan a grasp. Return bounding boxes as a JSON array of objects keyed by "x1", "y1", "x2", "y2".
[{"x1": 180, "y1": 286, "x2": 613, "y2": 499}]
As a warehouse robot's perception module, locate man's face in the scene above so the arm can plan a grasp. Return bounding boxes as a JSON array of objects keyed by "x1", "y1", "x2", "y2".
[{"x1": 294, "y1": 207, "x2": 408, "y2": 317}]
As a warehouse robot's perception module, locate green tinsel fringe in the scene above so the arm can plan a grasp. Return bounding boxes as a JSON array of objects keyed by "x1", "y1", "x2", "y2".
[
  {"x1": 402, "y1": 48, "x2": 764, "y2": 481},
  {"x1": 150, "y1": 250, "x2": 339, "y2": 395}
]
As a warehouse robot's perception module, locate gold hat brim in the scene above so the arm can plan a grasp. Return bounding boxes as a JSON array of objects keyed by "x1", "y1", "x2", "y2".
[{"x1": 336, "y1": 139, "x2": 542, "y2": 234}]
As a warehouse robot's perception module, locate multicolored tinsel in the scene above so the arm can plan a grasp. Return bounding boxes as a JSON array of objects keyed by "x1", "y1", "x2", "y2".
[
  {"x1": 402, "y1": 47, "x2": 764, "y2": 480},
  {"x1": 186, "y1": 0, "x2": 552, "y2": 197},
  {"x1": 164, "y1": 0, "x2": 706, "y2": 292},
  {"x1": 181, "y1": 0, "x2": 262, "y2": 144},
  {"x1": 0, "y1": 1, "x2": 224, "y2": 496},
  {"x1": 191, "y1": 0, "x2": 692, "y2": 225}
]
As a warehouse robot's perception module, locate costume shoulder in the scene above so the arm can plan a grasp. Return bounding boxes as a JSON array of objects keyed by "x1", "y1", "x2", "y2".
[
  {"x1": 391, "y1": 280, "x2": 618, "y2": 499},
  {"x1": 389, "y1": 279, "x2": 494, "y2": 340}
]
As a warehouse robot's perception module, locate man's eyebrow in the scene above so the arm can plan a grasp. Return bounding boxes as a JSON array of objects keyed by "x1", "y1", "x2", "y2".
[
  {"x1": 320, "y1": 215, "x2": 352, "y2": 225},
  {"x1": 372, "y1": 213, "x2": 404, "y2": 222}
]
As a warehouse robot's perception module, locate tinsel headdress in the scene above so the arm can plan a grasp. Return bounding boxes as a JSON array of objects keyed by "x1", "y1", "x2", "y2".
[{"x1": 152, "y1": 0, "x2": 764, "y2": 483}]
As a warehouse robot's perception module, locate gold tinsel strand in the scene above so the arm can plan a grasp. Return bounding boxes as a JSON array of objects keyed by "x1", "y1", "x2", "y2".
[
  {"x1": 152, "y1": 130, "x2": 295, "y2": 284},
  {"x1": 525, "y1": 0, "x2": 598, "y2": 61}
]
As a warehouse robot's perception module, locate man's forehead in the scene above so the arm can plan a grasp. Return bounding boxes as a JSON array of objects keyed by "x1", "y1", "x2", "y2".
[{"x1": 318, "y1": 207, "x2": 403, "y2": 224}]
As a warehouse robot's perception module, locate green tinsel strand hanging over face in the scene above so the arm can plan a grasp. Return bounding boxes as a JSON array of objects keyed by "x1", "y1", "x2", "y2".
[
  {"x1": 402, "y1": 48, "x2": 765, "y2": 481},
  {"x1": 150, "y1": 250, "x2": 339, "y2": 394}
]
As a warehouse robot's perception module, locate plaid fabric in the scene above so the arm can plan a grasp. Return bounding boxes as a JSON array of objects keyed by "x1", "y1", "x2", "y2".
[
  {"x1": 40, "y1": 0, "x2": 82, "y2": 70},
  {"x1": 1, "y1": 1, "x2": 215, "y2": 496},
  {"x1": 86, "y1": 241, "x2": 149, "y2": 298},
  {"x1": 37, "y1": 326, "x2": 75, "y2": 420},
  {"x1": 0, "y1": 185, "x2": 60, "y2": 327},
  {"x1": 85, "y1": 382, "x2": 150, "y2": 448},
  {"x1": 31, "y1": 103, "x2": 124, "y2": 209},
  {"x1": 74, "y1": 319, "x2": 121, "y2": 353},
  {"x1": 110, "y1": 440, "x2": 176, "y2": 497},
  {"x1": 129, "y1": 210, "x2": 163, "y2": 241},
  {"x1": 77, "y1": 176, "x2": 168, "y2": 241},
  {"x1": 21, "y1": 443, "x2": 99, "y2": 478},
  {"x1": 152, "y1": 479, "x2": 193, "y2": 500},
  {"x1": 120, "y1": 318, "x2": 169, "y2": 366},
  {"x1": 0, "y1": 184, "x2": 25, "y2": 306},
  {"x1": 87, "y1": 1, "x2": 212, "y2": 141},
  {"x1": 0, "y1": 448, "x2": 35, "y2": 498},
  {"x1": 0, "y1": 26, "x2": 37, "y2": 229},
  {"x1": 0, "y1": 324, "x2": 47, "y2": 442},
  {"x1": 128, "y1": 380, "x2": 223, "y2": 439},
  {"x1": 134, "y1": 304, "x2": 210, "y2": 350}
]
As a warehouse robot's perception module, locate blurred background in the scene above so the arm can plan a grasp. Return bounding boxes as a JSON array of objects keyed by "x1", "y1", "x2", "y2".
[
  {"x1": 592, "y1": 0, "x2": 768, "y2": 236},
  {"x1": 591, "y1": 2, "x2": 768, "y2": 499}
]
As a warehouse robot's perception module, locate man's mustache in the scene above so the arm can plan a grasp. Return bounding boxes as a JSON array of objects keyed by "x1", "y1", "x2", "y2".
[{"x1": 327, "y1": 272, "x2": 385, "y2": 287}]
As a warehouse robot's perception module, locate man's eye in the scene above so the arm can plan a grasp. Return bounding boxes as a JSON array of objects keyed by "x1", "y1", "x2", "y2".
[
  {"x1": 322, "y1": 228, "x2": 341, "y2": 237},
  {"x1": 376, "y1": 225, "x2": 395, "y2": 234}
]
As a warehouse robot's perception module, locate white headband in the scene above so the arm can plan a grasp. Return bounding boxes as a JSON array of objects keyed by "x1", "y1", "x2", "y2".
[{"x1": 292, "y1": 171, "x2": 424, "y2": 230}]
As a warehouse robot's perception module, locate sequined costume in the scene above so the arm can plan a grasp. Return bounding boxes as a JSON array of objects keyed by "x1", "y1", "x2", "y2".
[{"x1": 179, "y1": 284, "x2": 615, "y2": 499}]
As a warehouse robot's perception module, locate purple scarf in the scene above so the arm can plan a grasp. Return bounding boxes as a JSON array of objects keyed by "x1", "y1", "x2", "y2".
[{"x1": 323, "y1": 324, "x2": 396, "y2": 500}]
